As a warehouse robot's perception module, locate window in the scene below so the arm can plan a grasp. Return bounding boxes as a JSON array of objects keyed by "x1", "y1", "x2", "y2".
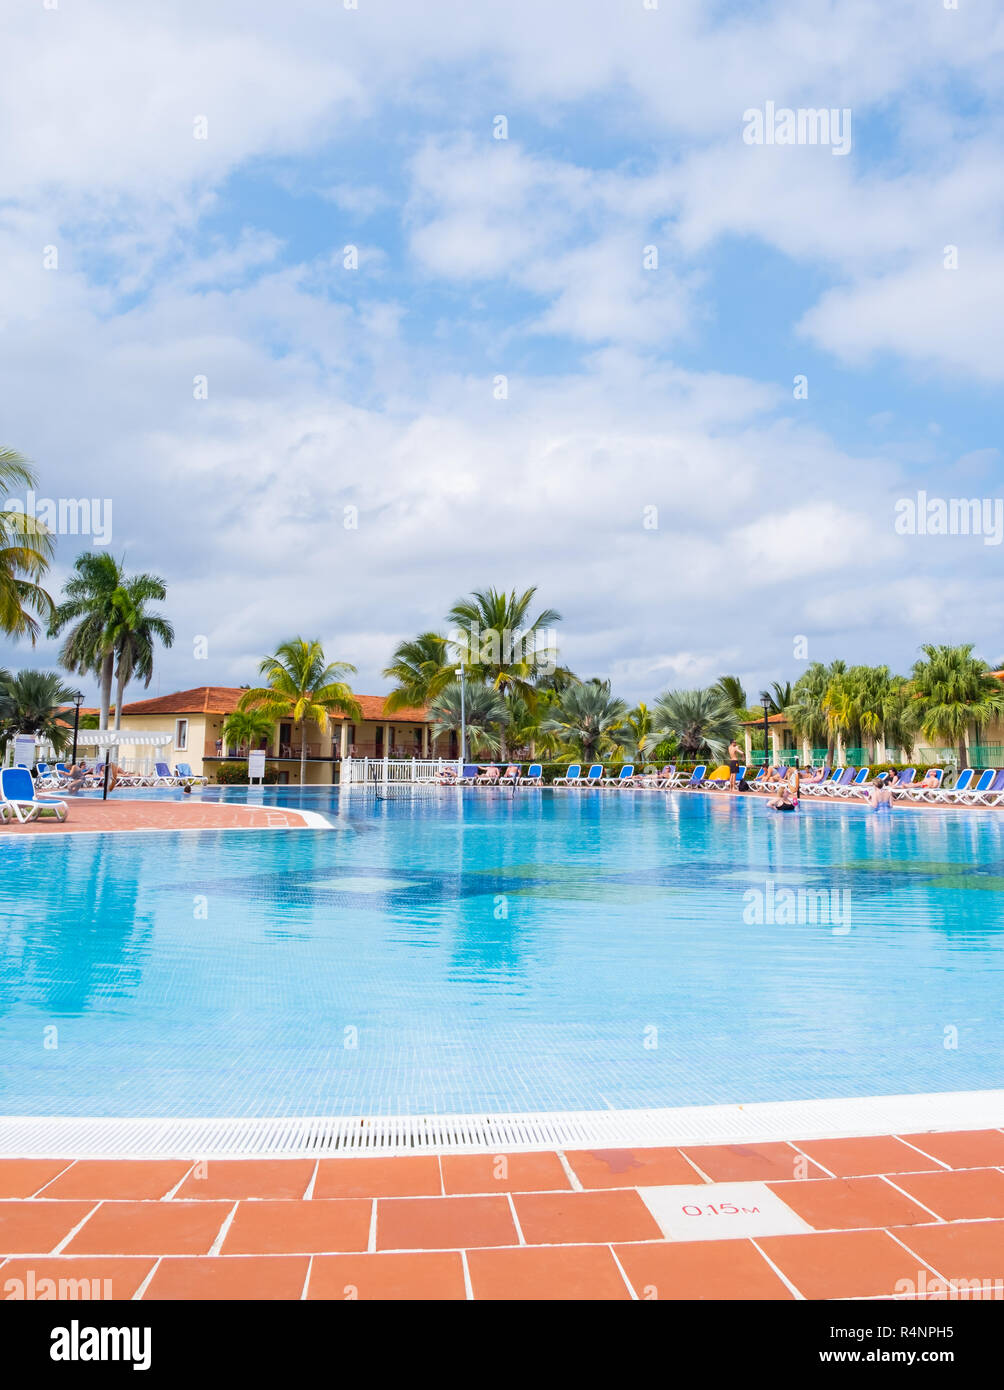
[{"x1": 175, "y1": 719, "x2": 188, "y2": 751}]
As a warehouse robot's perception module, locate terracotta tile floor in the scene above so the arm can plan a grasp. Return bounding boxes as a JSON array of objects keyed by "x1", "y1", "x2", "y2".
[
  {"x1": 1, "y1": 1131, "x2": 1002, "y2": 1300},
  {"x1": 2, "y1": 798, "x2": 313, "y2": 835}
]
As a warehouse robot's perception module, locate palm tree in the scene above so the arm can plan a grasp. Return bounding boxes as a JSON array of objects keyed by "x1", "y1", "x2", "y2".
[
  {"x1": 239, "y1": 638, "x2": 362, "y2": 785},
  {"x1": 615, "y1": 702, "x2": 658, "y2": 762},
  {"x1": 787, "y1": 661, "x2": 844, "y2": 763},
  {"x1": 0, "y1": 669, "x2": 79, "y2": 757},
  {"x1": 910, "y1": 643, "x2": 1004, "y2": 768},
  {"x1": 824, "y1": 665, "x2": 915, "y2": 760},
  {"x1": 382, "y1": 632, "x2": 453, "y2": 712},
  {"x1": 713, "y1": 675, "x2": 747, "y2": 716},
  {"x1": 220, "y1": 707, "x2": 276, "y2": 758},
  {"x1": 539, "y1": 680, "x2": 628, "y2": 761},
  {"x1": 447, "y1": 587, "x2": 561, "y2": 753},
  {"x1": 428, "y1": 681, "x2": 509, "y2": 758},
  {"x1": 0, "y1": 448, "x2": 55, "y2": 642},
  {"x1": 108, "y1": 573, "x2": 174, "y2": 728},
  {"x1": 652, "y1": 688, "x2": 736, "y2": 760},
  {"x1": 48, "y1": 552, "x2": 123, "y2": 729}
]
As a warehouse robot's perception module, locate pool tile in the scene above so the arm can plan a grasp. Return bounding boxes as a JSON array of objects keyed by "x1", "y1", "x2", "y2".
[
  {"x1": 757, "y1": 1229, "x2": 932, "y2": 1299},
  {"x1": 614, "y1": 1238, "x2": 794, "y2": 1300},
  {"x1": 512, "y1": 1190, "x2": 661, "y2": 1245},
  {"x1": 307, "y1": 1251, "x2": 466, "y2": 1300},
  {"x1": 793, "y1": 1135, "x2": 945, "y2": 1178},
  {"x1": 175, "y1": 1160, "x2": 314, "y2": 1201},
  {"x1": 0, "y1": 1201, "x2": 96, "y2": 1255},
  {"x1": 0, "y1": 1257, "x2": 155, "y2": 1300},
  {"x1": 897, "y1": 1130, "x2": 1004, "y2": 1170},
  {"x1": 887, "y1": 1168, "x2": 1004, "y2": 1222},
  {"x1": 767, "y1": 1176, "x2": 935, "y2": 1230},
  {"x1": 41, "y1": 1160, "x2": 192, "y2": 1201},
  {"x1": 466, "y1": 1244, "x2": 631, "y2": 1300},
  {"x1": 376, "y1": 1195, "x2": 516, "y2": 1251},
  {"x1": 63, "y1": 1201, "x2": 231, "y2": 1256},
  {"x1": 639, "y1": 1181, "x2": 813, "y2": 1241},
  {"x1": 564, "y1": 1147, "x2": 700, "y2": 1189},
  {"x1": 681, "y1": 1142, "x2": 826, "y2": 1183},
  {"x1": 441, "y1": 1152, "x2": 570, "y2": 1195},
  {"x1": 143, "y1": 1256, "x2": 310, "y2": 1300},
  {"x1": 222, "y1": 1199, "x2": 371, "y2": 1254},
  {"x1": 0, "y1": 1160, "x2": 73, "y2": 1199},
  {"x1": 313, "y1": 1157, "x2": 441, "y2": 1199},
  {"x1": 890, "y1": 1221, "x2": 1004, "y2": 1287}
]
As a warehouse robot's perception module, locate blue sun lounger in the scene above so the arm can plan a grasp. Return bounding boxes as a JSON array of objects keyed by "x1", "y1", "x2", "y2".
[
  {"x1": 519, "y1": 763, "x2": 543, "y2": 784},
  {"x1": 1, "y1": 767, "x2": 69, "y2": 822},
  {"x1": 553, "y1": 764, "x2": 581, "y2": 786},
  {"x1": 680, "y1": 765, "x2": 707, "y2": 789}
]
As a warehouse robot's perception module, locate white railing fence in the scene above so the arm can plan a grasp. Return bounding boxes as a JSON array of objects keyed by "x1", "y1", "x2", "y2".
[{"x1": 341, "y1": 757, "x2": 462, "y2": 787}]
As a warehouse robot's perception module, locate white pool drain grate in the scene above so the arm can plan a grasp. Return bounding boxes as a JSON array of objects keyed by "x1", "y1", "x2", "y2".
[{"x1": 1, "y1": 1090, "x2": 1002, "y2": 1158}]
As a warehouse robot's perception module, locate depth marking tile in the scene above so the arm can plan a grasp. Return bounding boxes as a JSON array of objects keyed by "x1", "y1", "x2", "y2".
[{"x1": 638, "y1": 1181, "x2": 813, "y2": 1241}]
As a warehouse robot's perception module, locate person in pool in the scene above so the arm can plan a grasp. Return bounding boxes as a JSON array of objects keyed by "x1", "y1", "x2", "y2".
[
  {"x1": 865, "y1": 772, "x2": 895, "y2": 813},
  {"x1": 767, "y1": 766, "x2": 799, "y2": 811}
]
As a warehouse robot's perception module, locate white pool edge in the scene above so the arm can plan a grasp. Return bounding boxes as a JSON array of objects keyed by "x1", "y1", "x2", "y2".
[{"x1": 2, "y1": 1089, "x2": 1001, "y2": 1158}]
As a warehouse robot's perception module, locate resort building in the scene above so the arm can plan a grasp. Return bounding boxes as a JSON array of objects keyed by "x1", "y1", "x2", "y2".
[{"x1": 93, "y1": 686, "x2": 437, "y2": 783}]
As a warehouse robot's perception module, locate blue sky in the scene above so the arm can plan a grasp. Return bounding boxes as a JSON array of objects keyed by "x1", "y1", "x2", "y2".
[{"x1": 1, "y1": 0, "x2": 1002, "y2": 703}]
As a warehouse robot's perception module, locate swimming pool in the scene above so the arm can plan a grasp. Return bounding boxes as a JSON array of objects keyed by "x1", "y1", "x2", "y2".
[{"x1": 1, "y1": 790, "x2": 1002, "y2": 1119}]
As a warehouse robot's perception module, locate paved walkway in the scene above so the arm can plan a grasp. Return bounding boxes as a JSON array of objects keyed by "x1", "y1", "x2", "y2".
[
  {"x1": 2, "y1": 1130, "x2": 1002, "y2": 1299},
  {"x1": 3, "y1": 799, "x2": 313, "y2": 835}
]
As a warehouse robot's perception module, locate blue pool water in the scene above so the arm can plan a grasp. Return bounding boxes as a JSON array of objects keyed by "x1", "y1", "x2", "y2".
[{"x1": 1, "y1": 789, "x2": 1002, "y2": 1118}]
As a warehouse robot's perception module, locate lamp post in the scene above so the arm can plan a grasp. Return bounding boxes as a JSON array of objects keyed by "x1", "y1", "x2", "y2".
[
  {"x1": 455, "y1": 666, "x2": 467, "y2": 765},
  {"x1": 71, "y1": 690, "x2": 84, "y2": 767},
  {"x1": 759, "y1": 690, "x2": 773, "y2": 770}
]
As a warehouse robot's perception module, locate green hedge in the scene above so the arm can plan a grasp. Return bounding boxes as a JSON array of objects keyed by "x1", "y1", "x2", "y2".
[{"x1": 213, "y1": 761, "x2": 282, "y2": 785}]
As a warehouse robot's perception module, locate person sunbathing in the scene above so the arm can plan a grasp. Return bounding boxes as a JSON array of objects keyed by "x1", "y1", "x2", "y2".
[
  {"x1": 917, "y1": 769, "x2": 941, "y2": 790},
  {"x1": 800, "y1": 765, "x2": 826, "y2": 784}
]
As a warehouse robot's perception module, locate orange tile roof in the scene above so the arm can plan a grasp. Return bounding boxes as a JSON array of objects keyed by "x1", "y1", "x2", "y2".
[
  {"x1": 119, "y1": 687, "x2": 430, "y2": 723},
  {"x1": 740, "y1": 712, "x2": 789, "y2": 726}
]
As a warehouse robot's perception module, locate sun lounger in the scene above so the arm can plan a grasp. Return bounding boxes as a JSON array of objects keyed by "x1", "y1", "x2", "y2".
[
  {"x1": 519, "y1": 763, "x2": 542, "y2": 785},
  {"x1": 0, "y1": 767, "x2": 69, "y2": 822},
  {"x1": 475, "y1": 765, "x2": 501, "y2": 785},
  {"x1": 834, "y1": 768, "x2": 872, "y2": 798},
  {"x1": 639, "y1": 764, "x2": 675, "y2": 788},
  {"x1": 602, "y1": 764, "x2": 636, "y2": 787},
  {"x1": 149, "y1": 762, "x2": 182, "y2": 786},
  {"x1": 176, "y1": 763, "x2": 209, "y2": 786},
  {"x1": 979, "y1": 769, "x2": 1004, "y2": 806},
  {"x1": 901, "y1": 769, "x2": 944, "y2": 801},
  {"x1": 955, "y1": 768, "x2": 997, "y2": 805},
  {"x1": 802, "y1": 767, "x2": 843, "y2": 797},
  {"x1": 679, "y1": 764, "x2": 707, "y2": 789},
  {"x1": 498, "y1": 764, "x2": 520, "y2": 784},
  {"x1": 553, "y1": 764, "x2": 581, "y2": 787},
  {"x1": 583, "y1": 765, "x2": 604, "y2": 787},
  {"x1": 455, "y1": 764, "x2": 480, "y2": 785}
]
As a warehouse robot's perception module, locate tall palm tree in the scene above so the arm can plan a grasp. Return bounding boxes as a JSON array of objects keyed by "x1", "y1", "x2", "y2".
[
  {"x1": 0, "y1": 669, "x2": 79, "y2": 757},
  {"x1": 0, "y1": 448, "x2": 55, "y2": 642},
  {"x1": 824, "y1": 665, "x2": 915, "y2": 760},
  {"x1": 910, "y1": 643, "x2": 1004, "y2": 768},
  {"x1": 447, "y1": 587, "x2": 561, "y2": 754},
  {"x1": 220, "y1": 708, "x2": 276, "y2": 757},
  {"x1": 239, "y1": 638, "x2": 362, "y2": 785},
  {"x1": 428, "y1": 681, "x2": 509, "y2": 759},
  {"x1": 48, "y1": 552, "x2": 123, "y2": 729},
  {"x1": 652, "y1": 688, "x2": 736, "y2": 760},
  {"x1": 108, "y1": 574, "x2": 175, "y2": 728},
  {"x1": 787, "y1": 661, "x2": 844, "y2": 763},
  {"x1": 539, "y1": 680, "x2": 628, "y2": 761},
  {"x1": 382, "y1": 632, "x2": 453, "y2": 712}
]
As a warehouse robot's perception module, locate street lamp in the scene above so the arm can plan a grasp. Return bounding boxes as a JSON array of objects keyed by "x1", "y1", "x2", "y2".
[
  {"x1": 455, "y1": 666, "x2": 467, "y2": 765},
  {"x1": 71, "y1": 690, "x2": 84, "y2": 767},
  {"x1": 759, "y1": 690, "x2": 773, "y2": 770}
]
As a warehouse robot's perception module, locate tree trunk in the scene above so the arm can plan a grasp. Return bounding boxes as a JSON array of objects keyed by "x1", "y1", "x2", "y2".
[
  {"x1": 959, "y1": 739, "x2": 967, "y2": 770},
  {"x1": 114, "y1": 668, "x2": 126, "y2": 730},
  {"x1": 99, "y1": 652, "x2": 114, "y2": 729},
  {"x1": 300, "y1": 719, "x2": 307, "y2": 785}
]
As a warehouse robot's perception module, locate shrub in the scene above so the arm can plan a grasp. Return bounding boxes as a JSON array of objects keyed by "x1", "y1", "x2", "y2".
[{"x1": 213, "y1": 761, "x2": 282, "y2": 785}]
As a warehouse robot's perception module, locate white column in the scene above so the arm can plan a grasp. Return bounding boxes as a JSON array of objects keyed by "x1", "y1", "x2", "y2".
[
  {"x1": 339, "y1": 722, "x2": 349, "y2": 759},
  {"x1": 744, "y1": 731, "x2": 752, "y2": 763},
  {"x1": 802, "y1": 736, "x2": 811, "y2": 766},
  {"x1": 771, "y1": 729, "x2": 781, "y2": 763}
]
